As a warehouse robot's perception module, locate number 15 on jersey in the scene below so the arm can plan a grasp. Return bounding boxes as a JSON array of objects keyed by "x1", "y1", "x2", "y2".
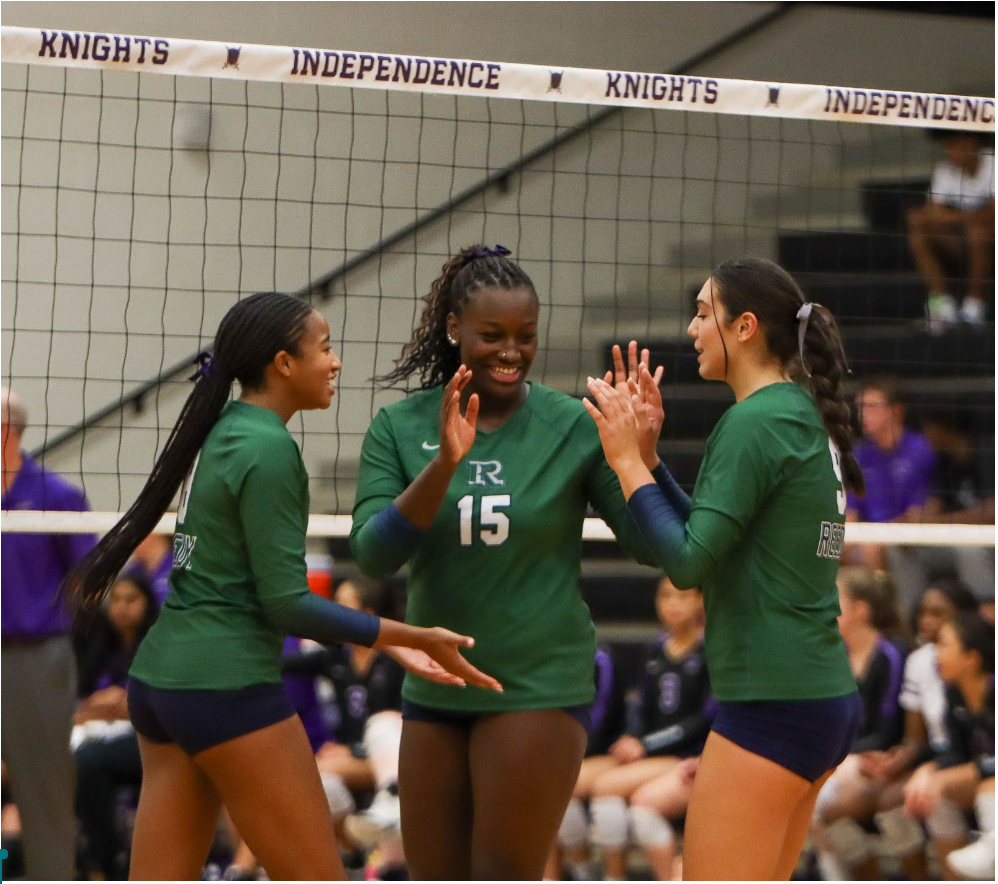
[{"x1": 457, "y1": 494, "x2": 511, "y2": 547}]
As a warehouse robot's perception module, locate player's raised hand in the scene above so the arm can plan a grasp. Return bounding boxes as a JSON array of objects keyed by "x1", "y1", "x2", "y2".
[
  {"x1": 438, "y1": 365, "x2": 479, "y2": 466},
  {"x1": 605, "y1": 342, "x2": 665, "y2": 470},
  {"x1": 583, "y1": 376, "x2": 643, "y2": 472}
]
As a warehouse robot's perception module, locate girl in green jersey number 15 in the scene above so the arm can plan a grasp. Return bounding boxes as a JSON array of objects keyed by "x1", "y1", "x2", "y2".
[
  {"x1": 351, "y1": 245, "x2": 665, "y2": 879},
  {"x1": 64, "y1": 292, "x2": 499, "y2": 881},
  {"x1": 585, "y1": 257, "x2": 866, "y2": 880}
]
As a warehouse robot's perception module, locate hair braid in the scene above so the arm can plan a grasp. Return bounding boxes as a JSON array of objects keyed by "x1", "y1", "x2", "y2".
[
  {"x1": 378, "y1": 245, "x2": 536, "y2": 391},
  {"x1": 713, "y1": 257, "x2": 864, "y2": 495},
  {"x1": 792, "y1": 306, "x2": 865, "y2": 495}
]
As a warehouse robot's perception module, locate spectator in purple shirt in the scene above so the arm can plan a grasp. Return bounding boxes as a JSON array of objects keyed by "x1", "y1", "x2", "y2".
[
  {"x1": 846, "y1": 378, "x2": 937, "y2": 614},
  {"x1": 1, "y1": 386, "x2": 97, "y2": 880}
]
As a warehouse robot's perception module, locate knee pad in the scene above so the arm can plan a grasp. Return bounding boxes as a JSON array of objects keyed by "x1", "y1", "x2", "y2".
[
  {"x1": 363, "y1": 711, "x2": 403, "y2": 756},
  {"x1": 874, "y1": 806, "x2": 925, "y2": 857},
  {"x1": 320, "y1": 772, "x2": 355, "y2": 818},
  {"x1": 589, "y1": 796, "x2": 629, "y2": 849},
  {"x1": 628, "y1": 805, "x2": 674, "y2": 849},
  {"x1": 558, "y1": 798, "x2": 589, "y2": 849},
  {"x1": 824, "y1": 818, "x2": 871, "y2": 866},
  {"x1": 927, "y1": 799, "x2": 969, "y2": 841}
]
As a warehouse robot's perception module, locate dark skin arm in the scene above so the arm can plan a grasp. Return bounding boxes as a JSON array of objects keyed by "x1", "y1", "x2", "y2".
[{"x1": 394, "y1": 366, "x2": 479, "y2": 529}]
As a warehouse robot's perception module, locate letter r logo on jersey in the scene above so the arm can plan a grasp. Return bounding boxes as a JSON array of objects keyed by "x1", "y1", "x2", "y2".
[{"x1": 467, "y1": 460, "x2": 504, "y2": 486}]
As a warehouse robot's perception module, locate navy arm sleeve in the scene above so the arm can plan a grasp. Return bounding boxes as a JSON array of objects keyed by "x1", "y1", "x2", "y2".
[
  {"x1": 626, "y1": 485, "x2": 742, "y2": 589},
  {"x1": 651, "y1": 461, "x2": 692, "y2": 521},
  {"x1": 240, "y1": 427, "x2": 381, "y2": 648},
  {"x1": 268, "y1": 592, "x2": 381, "y2": 648},
  {"x1": 625, "y1": 405, "x2": 793, "y2": 589},
  {"x1": 351, "y1": 410, "x2": 426, "y2": 577}
]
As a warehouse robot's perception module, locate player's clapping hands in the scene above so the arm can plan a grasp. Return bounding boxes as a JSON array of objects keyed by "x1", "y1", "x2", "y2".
[
  {"x1": 584, "y1": 375, "x2": 646, "y2": 473},
  {"x1": 438, "y1": 365, "x2": 479, "y2": 466},
  {"x1": 603, "y1": 341, "x2": 665, "y2": 470}
]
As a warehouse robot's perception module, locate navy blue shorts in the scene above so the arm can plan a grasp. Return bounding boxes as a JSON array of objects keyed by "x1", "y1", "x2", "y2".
[
  {"x1": 127, "y1": 677, "x2": 296, "y2": 756},
  {"x1": 401, "y1": 699, "x2": 591, "y2": 732},
  {"x1": 711, "y1": 692, "x2": 862, "y2": 783}
]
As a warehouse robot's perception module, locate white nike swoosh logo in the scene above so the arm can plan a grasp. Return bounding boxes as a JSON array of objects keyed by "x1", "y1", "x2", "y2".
[{"x1": 421, "y1": 441, "x2": 440, "y2": 451}]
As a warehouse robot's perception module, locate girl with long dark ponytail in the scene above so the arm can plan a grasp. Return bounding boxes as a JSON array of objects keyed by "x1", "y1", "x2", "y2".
[
  {"x1": 65, "y1": 291, "x2": 311, "y2": 611},
  {"x1": 69, "y1": 291, "x2": 499, "y2": 881},
  {"x1": 584, "y1": 257, "x2": 866, "y2": 880}
]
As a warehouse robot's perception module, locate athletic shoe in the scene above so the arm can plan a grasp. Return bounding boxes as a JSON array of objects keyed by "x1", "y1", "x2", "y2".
[
  {"x1": 346, "y1": 788, "x2": 402, "y2": 850},
  {"x1": 926, "y1": 293, "x2": 958, "y2": 334},
  {"x1": 960, "y1": 296, "x2": 987, "y2": 325},
  {"x1": 946, "y1": 831, "x2": 995, "y2": 880}
]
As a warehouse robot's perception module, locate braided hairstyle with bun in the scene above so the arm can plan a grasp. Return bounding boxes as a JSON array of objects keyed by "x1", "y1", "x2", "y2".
[
  {"x1": 378, "y1": 244, "x2": 535, "y2": 391},
  {"x1": 64, "y1": 291, "x2": 316, "y2": 612},
  {"x1": 711, "y1": 257, "x2": 864, "y2": 495}
]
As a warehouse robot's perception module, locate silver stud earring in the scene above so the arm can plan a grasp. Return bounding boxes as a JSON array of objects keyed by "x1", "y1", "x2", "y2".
[
  {"x1": 447, "y1": 335, "x2": 458, "y2": 347},
  {"x1": 500, "y1": 351, "x2": 507, "y2": 359}
]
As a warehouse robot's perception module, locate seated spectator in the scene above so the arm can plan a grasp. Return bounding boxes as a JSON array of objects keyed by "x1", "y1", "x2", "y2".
[
  {"x1": 73, "y1": 573, "x2": 158, "y2": 880},
  {"x1": 846, "y1": 377, "x2": 936, "y2": 613},
  {"x1": 904, "y1": 612, "x2": 994, "y2": 880},
  {"x1": 223, "y1": 578, "x2": 408, "y2": 881},
  {"x1": 123, "y1": 532, "x2": 174, "y2": 608},
  {"x1": 582, "y1": 577, "x2": 711, "y2": 881},
  {"x1": 810, "y1": 567, "x2": 907, "y2": 881},
  {"x1": 222, "y1": 633, "x2": 336, "y2": 880},
  {"x1": 908, "y1": 130, "x2": 995, "y2": 330},
  {"x1": 545, "y1": 644, "x2": 627, "y2": 881},
  {"x1": 855, "y1": 576, "x2": 980, "y2": 880},
  {"x1": 282, "y1": 578, "x2": 406, "y2": 877},
  {"x1": 922, "y1": 408, "x2": 996, "y2": 605}
]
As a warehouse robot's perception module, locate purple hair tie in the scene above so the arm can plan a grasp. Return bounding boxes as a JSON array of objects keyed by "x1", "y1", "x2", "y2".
[
  {"x1": 467, "y1": 244, "x2": 512, "y2": 261},
  {"x1": 189, "y1": 350, "x2": 215, "y2": 382}
]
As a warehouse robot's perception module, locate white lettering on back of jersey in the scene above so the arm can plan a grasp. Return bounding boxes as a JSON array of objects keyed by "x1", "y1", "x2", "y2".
[
  {"x1": 174, "y1": 532, "x2": 197, "y2": 570},
  {"x1": 816, "y1": 521, "x2": 845, "y2": 559}
]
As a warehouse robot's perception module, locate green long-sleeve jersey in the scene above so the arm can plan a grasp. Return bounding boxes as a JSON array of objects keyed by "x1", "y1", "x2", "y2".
[
  {"x1": 351, "y1": 383, "x2": 655, "y2": 712},
  {"x1": 131, "y1": 401, "x2": 318, "y2": 690}
]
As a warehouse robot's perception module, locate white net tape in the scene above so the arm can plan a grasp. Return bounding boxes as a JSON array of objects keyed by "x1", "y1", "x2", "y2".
[{"x1": 0, "y1": 510, "x2": 993, "y2": 547}]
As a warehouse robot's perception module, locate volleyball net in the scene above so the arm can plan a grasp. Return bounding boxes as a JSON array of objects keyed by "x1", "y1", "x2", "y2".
[{"x1": 1, "y1": 25, "x2": 994, "y2": 554}]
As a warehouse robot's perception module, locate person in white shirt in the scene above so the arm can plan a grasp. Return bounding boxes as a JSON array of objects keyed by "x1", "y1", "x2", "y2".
[{"x1": 907, "y1": 131, "x2": 995, "y2": 329}]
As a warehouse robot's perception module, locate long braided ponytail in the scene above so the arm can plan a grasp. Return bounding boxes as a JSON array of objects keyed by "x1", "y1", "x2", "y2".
[{"x1": 63, "y1": 292, "x2": 315, "y2": 612}]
